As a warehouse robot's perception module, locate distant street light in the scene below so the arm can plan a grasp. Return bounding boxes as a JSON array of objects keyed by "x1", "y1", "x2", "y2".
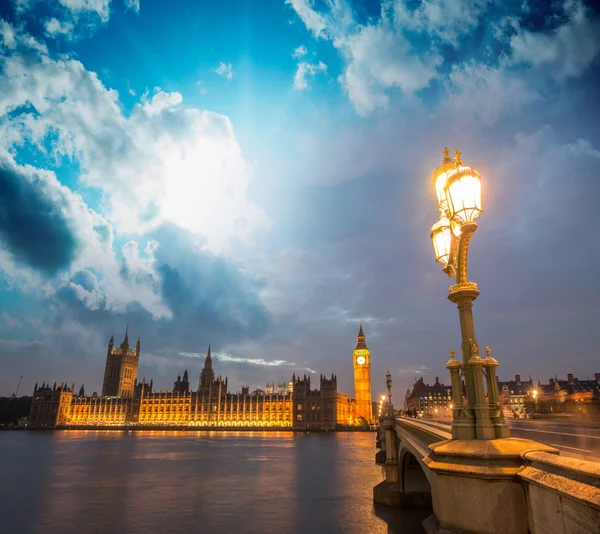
[{"x1": 430, "y1": 148, "x2": 509, "y2": 440}]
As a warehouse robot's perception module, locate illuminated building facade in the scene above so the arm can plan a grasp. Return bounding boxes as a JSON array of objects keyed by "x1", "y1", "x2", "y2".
[
  {"x1": 102, "y1": 325, "x2": 140, "y2": 398},
  {"x1": 29, "y1": 328, "x2": 370, "y2": 429},
  {"x1": 353, "y1": 323, "x2": 373, "y2": 424},
  {"x1": 404, "y1": 377, "x2": 453, "y2": 417}
]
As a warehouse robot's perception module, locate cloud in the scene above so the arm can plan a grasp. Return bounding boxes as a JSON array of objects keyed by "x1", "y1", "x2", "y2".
[
  {"x1": 339, "y1": 21, "x2": 441, "y2": 115},
  {"x1": 287, "y1": 0, "x2": 442, "y2": 114},
  {"x1": 44, "y1": 18, "x2": 75, "y2": 37},
  {"x1": 0, "y1": 156, "x2": 79, "y2": 275},
  {"x1": 285, "y1": 0, "x2": 328, "y2": 38},
  {"x1": 0, "y1": 31, "x2": 269, "y2": 254},
  {"x1": 0, "y1": 20, "x2": 17, "y2": 49},
  {"x1": 393, "y1": 0, "x2": 490, "y2": 47},
  {"x1": 124, "y1": 0, "x2": 140, "y2": 13},
  {"x1": 1, "y1": 312, "x2": 21, "y2": 329},
  {"x1": 195, "y1": 80, "x2": 207, "y2": 94},
  {"x1": 59, "y1": 0, "x2": 111, "y2": 23},
  {"x1": 293, "y1": 60, "x2": 327, "y2": 90},
  {"x1": 216, "y1": 352, "x2": 293, "y2": 367},
  {"x1": 444, "y1": 60, "x2": 539, "y2": 125},
  {"x1": 509, "y1": 0, "x2": 600, "y2": 78},
  {"x1": 126, "y1": 80, "x2": 136, "y2": 96},
  {"x1": 286, "y1": 0, "x2": 600, "y2": 119},
  {"x1": 292, "y1": 44, "x2": 307, "y2": 58},
  {"x1": 397, "y1": 365, "x2": 431, "y2": 376},
  {"x1": 212, "y1": 61, "x2": 234, "y2": 79}
]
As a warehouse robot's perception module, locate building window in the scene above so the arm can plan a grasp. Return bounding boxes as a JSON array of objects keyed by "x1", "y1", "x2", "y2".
[
  {"x1": 297, "y1": 404, "x2": 302, "y2": 411},
  {"x1": 297, "y1": 414, "x2": 302, "y2": 421}
]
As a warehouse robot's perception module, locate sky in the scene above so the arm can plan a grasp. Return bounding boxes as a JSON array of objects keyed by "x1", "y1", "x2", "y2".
[{"x1": 0, "y1": 0, "x2": 599, "y2": 400}]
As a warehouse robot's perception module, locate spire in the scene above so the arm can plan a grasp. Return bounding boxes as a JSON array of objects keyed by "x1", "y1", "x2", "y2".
[
  {"x1": 355, "y1": 321, "x2": 368, "y2": 350},
  {"x1": 124, "y1": 321, "x2": 129, "y2": 344},
  {"x1": 204, "y1": 345, "x2": 212, "y2": 369}
]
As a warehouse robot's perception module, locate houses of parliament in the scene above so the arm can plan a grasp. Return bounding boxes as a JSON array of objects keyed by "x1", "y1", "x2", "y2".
[{"x1": 28, "y1": 324, "x2": 374, "y2": 430}]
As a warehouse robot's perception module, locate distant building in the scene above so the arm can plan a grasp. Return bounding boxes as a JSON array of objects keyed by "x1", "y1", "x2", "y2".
[
  {"x1": 353, "y1": 322, "x2": 373, "y2": 425},
  {"x1": 404, "y1": 377, "x2": 452, "y2": 417},
  {"x1": 29, "y1": 325, "x2": 372, "y2": 429},
  {"x1": 498, "y1": 374, "x2": 533, "y2": 418},
  {"x1": 102, "y1": 325, "x2": 140, "y2": 398}
]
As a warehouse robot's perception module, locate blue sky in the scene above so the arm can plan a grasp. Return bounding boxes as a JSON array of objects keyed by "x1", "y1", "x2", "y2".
[{"x1": 0, "y1": 0, "x2": 599, "y2": 398}]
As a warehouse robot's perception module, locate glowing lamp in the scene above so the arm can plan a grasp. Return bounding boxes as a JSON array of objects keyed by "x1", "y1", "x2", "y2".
[
  {"x1": 445, "y1": 167, "x2": 482, "y2": 224},
  {"x1": 430, "y1": 217, "x2": 452, "y2": 265}
]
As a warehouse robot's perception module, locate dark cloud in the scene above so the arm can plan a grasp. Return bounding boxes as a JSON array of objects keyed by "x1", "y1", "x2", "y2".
[
  {"x1": 0, "y1": 160, "x2": 77, "y2": 274},
  {"x1": 3, "y1": 223, "x2": 274, "y2": 394}
]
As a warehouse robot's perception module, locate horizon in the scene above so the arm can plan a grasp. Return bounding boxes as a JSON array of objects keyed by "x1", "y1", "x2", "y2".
[{"x1": 1, "y1": 0, "x2": 599, "y2": 400}]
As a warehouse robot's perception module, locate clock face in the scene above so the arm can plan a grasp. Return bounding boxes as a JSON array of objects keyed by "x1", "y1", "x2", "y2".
[{"x1": 356, "y1": 356, "x2": 366, "y2": 365}]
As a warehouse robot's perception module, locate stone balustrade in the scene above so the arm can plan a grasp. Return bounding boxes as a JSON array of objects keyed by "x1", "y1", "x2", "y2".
[{"x1": 375, "y1": 416, "x2": 600, "y2": 534}]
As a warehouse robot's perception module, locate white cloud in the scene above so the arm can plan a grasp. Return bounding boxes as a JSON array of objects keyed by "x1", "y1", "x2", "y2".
[
  {"x1": 339, "y1": 22, "x2": 441, "y2": 115},
  {"x1": 59, "y1": 0, "x2": 111, "y2": 23},
  {"x1": 1, "y1": 312, "x2": 21, "y2": 329},
  {"x1": 0, "y1": 20, "x2": 17, "y2": 49},
  {"x1": 292, "y1": 44, "x2": 308, "y2": 58},
  {"x1": 44, "y1": 18, "x2": 75, "y2": 37},
  {"x1": 124, "y1": 0, "x2": 140, "y2": 13},
  {"x1": 287, "y1": 1, "x2": 442, "y2": 115},
  {"x1": 195, "y1": 80, "x2": 207, "y2": 94},
  {"x1": 0, "y1": 27, "x2": 271, "y2": 318},
  {"x1": 393, "y1": 0, "x2": 490, "y2": 47},
  {"x1": 509, "y1": 0, "x2": 600, "y2": 78},
  {"x1": 444, "y1": 60, "x2": 538, "y2": 125},
  {"x1": 216, "y1": 352, "x2": 293, "y2": 367},
  {"x1": 285, "y1": 0, "x2": 328, "y2": 38},
  {"x1": 0, "y1": 32, "x2": 269, "y2": 255},
  {"x1": 294, "y1": 60, "x2": 327, "y2": 90},
  {"x1": 212, "y1": 61, "x2": 234, "y2": 79}
]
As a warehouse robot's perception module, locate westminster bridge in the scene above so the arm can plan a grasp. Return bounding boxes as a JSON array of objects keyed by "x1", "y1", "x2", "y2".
[{"x1": 374, "y1": 415, "x2": 600, "y2": 534}]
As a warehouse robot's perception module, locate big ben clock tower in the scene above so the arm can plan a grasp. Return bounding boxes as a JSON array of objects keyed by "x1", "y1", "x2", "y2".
[{"x1": 353, "y1": 322, "x2": 373, "y2": 425}]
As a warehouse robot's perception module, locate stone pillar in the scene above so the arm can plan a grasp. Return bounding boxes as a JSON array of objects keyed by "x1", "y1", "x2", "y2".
[
  {"x1": 445, "y1": 349, "x2": 464, "y2": 440},
  {"x1": 483, "y1": 347, "x2": 510, "y2": 439},
  {"x1": 384, "y1": 417, "x2": 399, "y2": 484},
  {"x1": 468, "y1": 342, "x2": 495, "y2": 440},
  {"x1": 373, "y1": 415, "x2": 401, "y2": 506}
]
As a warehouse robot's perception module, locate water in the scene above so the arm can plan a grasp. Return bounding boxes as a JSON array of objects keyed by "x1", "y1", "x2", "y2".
[{"x1": 0, "y1": 431, "x2": 429, "y2": 533}]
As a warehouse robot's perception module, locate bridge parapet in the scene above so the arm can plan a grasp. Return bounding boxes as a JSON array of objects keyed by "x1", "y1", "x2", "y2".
[
  {"x1": 375, "y1": 416, "x2": 600, "y2": 533},
  {"x1": 518, "y1": 451, "x2": 600, "y2": 533},
  {"x1": 395, "y1": 417, "x2": 452, "y2": 448}
]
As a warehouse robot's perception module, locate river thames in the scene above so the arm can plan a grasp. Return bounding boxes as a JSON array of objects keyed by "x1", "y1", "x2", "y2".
[{"x1": 0, "y1": 431, "x2": 429, "y2": 533}]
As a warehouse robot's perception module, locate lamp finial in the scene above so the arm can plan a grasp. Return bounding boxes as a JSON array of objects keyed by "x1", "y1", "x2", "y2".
[
  {"x1": 454, "y1": 149, "x2": 462, "y2": 165},
  {"x1": 443, "y1": 147, "x2": 451, "y2": 163}
]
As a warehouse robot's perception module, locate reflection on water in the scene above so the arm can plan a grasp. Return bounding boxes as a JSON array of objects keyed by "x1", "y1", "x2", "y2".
[{"x1": 0, "y1": 431, "x2": 428, "y2": 533}]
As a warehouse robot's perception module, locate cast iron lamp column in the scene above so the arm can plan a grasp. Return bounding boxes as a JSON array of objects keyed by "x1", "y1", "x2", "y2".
[{"x1": 430, "y1": 148, "x2": 509, "y2": 440}]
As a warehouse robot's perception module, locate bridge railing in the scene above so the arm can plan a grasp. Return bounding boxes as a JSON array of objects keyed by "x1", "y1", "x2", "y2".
[{"x1": 395, "y1": 416, "x2": 452, "y2": 448}]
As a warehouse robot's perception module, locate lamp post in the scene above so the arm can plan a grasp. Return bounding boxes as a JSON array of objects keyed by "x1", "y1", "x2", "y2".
[
  {"x1": 430, "y1": 148, "x2": 509, "y2": 440},
  {"x1": 385, "y1": 371, "x2": 393, "y2": 416}
]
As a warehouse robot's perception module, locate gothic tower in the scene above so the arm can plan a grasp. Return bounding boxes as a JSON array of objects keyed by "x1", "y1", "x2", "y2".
[
  {"x1": 353, "y1": 322, "x2": 373, "y2": 424},
  {"x1": 198, "y1": 345, "x2": 215, "y2": 395},
  {"x1": 101, "y1": 324, "x2": 140, "y2": 398}
]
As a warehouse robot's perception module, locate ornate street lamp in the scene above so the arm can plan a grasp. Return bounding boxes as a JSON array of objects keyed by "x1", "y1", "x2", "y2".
[
  {"x1": 385, "y1": 371, "x2": 393, "y2": 416},
  {"x1": 431, "y1": 148, "x2": 509, "y2": 440}
]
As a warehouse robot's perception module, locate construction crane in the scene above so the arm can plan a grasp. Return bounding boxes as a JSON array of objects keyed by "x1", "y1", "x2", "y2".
[{"x1": 14, "y1": 375, "x2": 23, "y2": 398}]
